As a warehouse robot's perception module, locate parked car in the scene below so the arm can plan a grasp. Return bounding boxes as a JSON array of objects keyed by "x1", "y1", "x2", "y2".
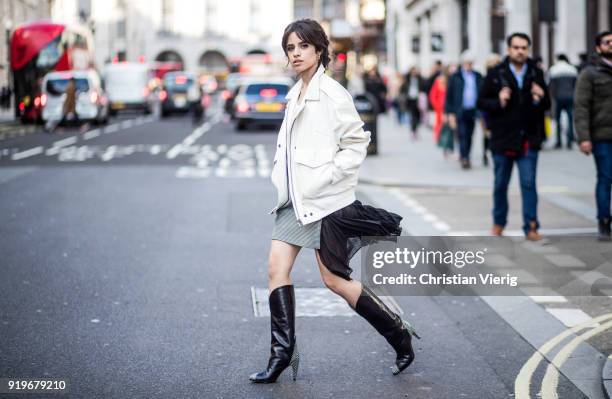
[
  {"x1": 103, "y1": 62, "x2": 156, "y2": 115},
  {"x1": 159, "y1": 71, "x2": 200, "y2": 117},
  {"x1": 233, "y1": 77, "x2": 293, "y2": 130},
  {"x1": 41, "y1": 70, "x2": 109, "y2": 125}
]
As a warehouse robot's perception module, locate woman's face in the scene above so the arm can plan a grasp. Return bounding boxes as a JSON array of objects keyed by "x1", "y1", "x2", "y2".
[{"x1": 285, "y1": 32, "x2": 320, "y2": 76}]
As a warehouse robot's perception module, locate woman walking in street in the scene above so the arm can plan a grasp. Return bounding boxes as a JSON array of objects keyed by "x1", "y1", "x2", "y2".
[{"x1": 249, "y1": 19, "x2": 420, "y2": 384}]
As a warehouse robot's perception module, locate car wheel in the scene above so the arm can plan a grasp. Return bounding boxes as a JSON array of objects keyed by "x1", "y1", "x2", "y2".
[{"x1": 236, "y1": 120, "x2": 247, "y2": 131}]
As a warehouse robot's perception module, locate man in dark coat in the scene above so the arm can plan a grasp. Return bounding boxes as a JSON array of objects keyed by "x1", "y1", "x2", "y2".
[
  {"x1": 445, "y1": 50, "x2": 483, "y2": 169},
  {"x1": 477, "y1": 32, "x2": 551, "y2": 241},
  {"x1": 574, "y1": 31, "x2": 612, "y2": 241}
]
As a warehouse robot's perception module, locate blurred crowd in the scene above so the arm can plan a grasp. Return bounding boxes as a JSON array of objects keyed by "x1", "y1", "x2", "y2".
[
  {"x1": 356, "y1": 29, "x2": 612, "y2": 242},
  {"x1": 359, "y1": 40, "x2": 604, "y2": 168}
]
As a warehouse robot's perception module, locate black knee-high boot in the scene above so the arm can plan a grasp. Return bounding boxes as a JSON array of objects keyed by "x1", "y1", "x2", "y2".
[
  {"x1": 249, "y1": 284, "x2": 300, "y2": 383},
  {"x1": 354, "y1": 284, "x2": 420, "y2": 375}
]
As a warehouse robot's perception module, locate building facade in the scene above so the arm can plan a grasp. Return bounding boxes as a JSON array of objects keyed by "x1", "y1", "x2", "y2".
[
  {"x1": 1, "y1": 0, "x2": 54, "y2": 89},
  {"x1": 388, "y1": 0, "x2": 612, "y2": 74},
  {"x1": 49, "y1": 0, "x2": 292, "y2": 73},
  {"x1": 292, "y1": 0, "x2": 389, "y2": 84}
]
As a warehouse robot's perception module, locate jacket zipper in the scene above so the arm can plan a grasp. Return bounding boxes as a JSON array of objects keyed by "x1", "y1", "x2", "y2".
[
  {"x1": 269, "y1": 105, "x2": 294, "y2": 217},
  {"x1": 286, "y1": 101, "x2": 303, "y2": 226}
]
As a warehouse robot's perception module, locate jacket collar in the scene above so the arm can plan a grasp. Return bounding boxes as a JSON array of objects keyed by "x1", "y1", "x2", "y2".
[
  {"x1": 595, "y1": 56, "x2": 612, "y2": 75},
  {"x1": 285, "y1": 64, "x2": 325, "y2": 101}
]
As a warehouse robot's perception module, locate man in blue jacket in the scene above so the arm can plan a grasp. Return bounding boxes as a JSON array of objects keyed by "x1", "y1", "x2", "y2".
[{"x1": 445, "y1": 50, "x2": 484, "y2": 169}]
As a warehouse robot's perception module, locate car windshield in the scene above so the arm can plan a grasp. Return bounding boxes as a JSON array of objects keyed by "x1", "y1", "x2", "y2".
[
  {"x1": 164, "y1": 75, "x2": 193, "y2": 91},
  {"x1": 245, "y1": 84, "x2": 288, "y2": 97},
  {"x1": 46, "y1": 78, "x2": 90, "y2": 95}
]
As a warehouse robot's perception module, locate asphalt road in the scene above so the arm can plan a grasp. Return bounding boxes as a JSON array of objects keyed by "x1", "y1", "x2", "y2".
[{"x1": 0, "y1": 101, "x2": 600, "y2": 398}]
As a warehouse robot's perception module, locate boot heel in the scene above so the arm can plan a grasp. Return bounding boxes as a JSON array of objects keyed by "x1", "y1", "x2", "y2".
[
  {"x1": 289, "y1": 343, "x2": 300, "y2": 381},
  {"x1": 402, "y1": 320, "x2": 421, "y2": 340}
]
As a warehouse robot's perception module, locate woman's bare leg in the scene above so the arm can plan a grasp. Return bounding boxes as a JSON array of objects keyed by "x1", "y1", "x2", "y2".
[
  {"x1": 268, "y1": 240, "x2": 301, "y2": 292},
  {"x1": 315, "y1": 249, "x2": 362, "y2": 308}
]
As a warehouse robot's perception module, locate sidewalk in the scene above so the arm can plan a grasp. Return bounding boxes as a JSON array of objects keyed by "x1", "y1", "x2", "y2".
[
  {"x1": 360, "y1": 114, "x2": 596, "y2": 195},
  {"x1": 0, "y1": 108, "x2": 37, "y2": 141},
  {"x1": 360, "y1": 114, "x2": 611, "y2": 399},
  {"x1": 0, "y1": 107, "x2": 15, "y2": 123}
]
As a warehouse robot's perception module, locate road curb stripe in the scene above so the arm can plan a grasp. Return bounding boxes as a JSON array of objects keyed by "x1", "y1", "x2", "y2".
[
  {"x1": 540, "y1": 319, "x2": 612, "y2": 399},
  {"x1": 514, "y1": 313, "x2": 612, "y2": 399}
]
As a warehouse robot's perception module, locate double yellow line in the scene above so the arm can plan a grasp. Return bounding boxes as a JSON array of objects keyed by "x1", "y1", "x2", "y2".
[{"x1": 515, "y1": 312, "x2": 612, "y2": 399}]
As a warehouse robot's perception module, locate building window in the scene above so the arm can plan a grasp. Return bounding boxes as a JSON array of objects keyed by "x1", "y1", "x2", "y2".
[
  {"x1": 460, "y1": 0, "x2": 469, "y2": 51},
  {"x1": 431, "y1": 33, "x2": 444, "y2": 52},
  {"x1": 412, "y1": 35, "x2": 420, "y2": 53},
  {"x1": 490, "y1": 0, "x2": 506, "y2": 54},
  {"x1": 117, "y1": 18, "x2": 126, "y2": 39}
]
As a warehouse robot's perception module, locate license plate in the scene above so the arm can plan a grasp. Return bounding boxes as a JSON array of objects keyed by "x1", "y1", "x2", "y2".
[
  {"x1": 174, "y1": 95, "x2": 187, "y2": 107},
  {"x1": 255, "y1": 102, "x2": 281, "y2": 112},
  {"x1": 111, "y1": 102, "x2": 125, "y2": 109}
]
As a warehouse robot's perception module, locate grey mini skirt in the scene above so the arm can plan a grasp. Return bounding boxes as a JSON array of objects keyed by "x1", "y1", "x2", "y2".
[{"x1": 271, "y1": 199, "x2": 321, "y2": 249}]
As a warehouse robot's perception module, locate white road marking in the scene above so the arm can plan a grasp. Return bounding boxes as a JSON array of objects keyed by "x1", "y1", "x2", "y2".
[
  {"x1": 53, "y1": 136, "x2": 78, "y2": 147},
  {"x1": 545, "y1": 308, "x2": 599, "y2": 328},
  {"x1": 544, "y1": 254, "x2": 586, "y2": 268},
  {"x1": 529, "y1": 296, "x2": 568, "y2": 303},
  {"x1": 101, "y1": 145, "x2": 117, "y2": 161},
  {"x1": 12, "y1": 146, "x2": 43, "y2": 160},
  {"x1": 104, "y1": 124, "x2": 120, "y2": 134},
  {"x1": 46, "y1": 136, "x2": 78, "y2": 155},
  {"x1": 167, "y1": 122, "x2": 211, "y2": 159},
  {"x1": 386, "y1": 188, "x2": 451, "y2": 233},
  {"x1": 83, "y1": 128, "x2": 100, "y2": 140}
]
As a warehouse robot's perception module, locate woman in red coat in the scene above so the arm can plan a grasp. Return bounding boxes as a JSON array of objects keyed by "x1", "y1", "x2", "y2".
[{"x1": 428, "y1": 72, "x2": 447, "y2": 144}]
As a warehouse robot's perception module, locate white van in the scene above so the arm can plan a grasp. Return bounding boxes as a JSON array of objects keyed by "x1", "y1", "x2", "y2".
[
  {"x1": 41, "y1": 70, "x2": 109, "y2": 125},
  {"x1": 103, "y1": 62, "x2": 155, "y2": 115}
]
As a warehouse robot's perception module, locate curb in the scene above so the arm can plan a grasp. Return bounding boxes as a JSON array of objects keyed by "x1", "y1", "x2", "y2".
[
  {"x1": 604, "y1": 355, "x2": 612, "y2": 399},
  {"x1": 358, "y1": 176, "x2": 486, "y2": 190}
]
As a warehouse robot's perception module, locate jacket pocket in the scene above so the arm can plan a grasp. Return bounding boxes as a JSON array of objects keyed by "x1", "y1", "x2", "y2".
[{"x1": 293, "y1": 148, "x2": 335, "y2": 198}]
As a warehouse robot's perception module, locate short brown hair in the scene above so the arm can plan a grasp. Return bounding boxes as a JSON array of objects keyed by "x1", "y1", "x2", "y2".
[{"x1": 281, "y1": 19, "x2": 331, "y2": 68}]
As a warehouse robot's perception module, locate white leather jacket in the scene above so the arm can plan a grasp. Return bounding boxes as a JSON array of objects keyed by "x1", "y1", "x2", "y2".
[{"x1": 269, "y1": 64, "x2": 371, "y2": 225}]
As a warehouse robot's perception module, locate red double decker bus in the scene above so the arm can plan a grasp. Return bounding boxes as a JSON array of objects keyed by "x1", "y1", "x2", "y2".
[{"x1": 10, "y1": 21, "x2": 94, "y2": 122}]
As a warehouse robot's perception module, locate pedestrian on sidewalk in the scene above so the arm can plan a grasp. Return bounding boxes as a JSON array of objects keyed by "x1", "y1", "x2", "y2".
[
  {"x1": 548, "y1": 54, "x2": 578, "y2": 149},
  {"x1": 428, "y1": 65, "x2": 449, "y2": 145},
  {"x1": 477, "y1": 32, "x2": 551, "y2": 241},
  {"x1": 574, "y1": 30, "x2": 612, "y2": 241},
  {"x1": 250, "y1": 19, "x2": 419, "y2": 384},
  {"x1": 389, "y1": 71, "x2": 405, "y2": 125},
  {"x1": 480, "y1": 54, "x2": 502, "y2": 167},
  {"x1": 445, "y1": 50, "x2": 483, "y2": 169},
  {"x1": 424, "y1": 60, "x2": 443, "y2": 128},
  {"x1": 399, "y1": 67, "x2": 424, "y2": 139},
  {"x1": 364, "y1": 67, "x2": 388, "y2": 116}
]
